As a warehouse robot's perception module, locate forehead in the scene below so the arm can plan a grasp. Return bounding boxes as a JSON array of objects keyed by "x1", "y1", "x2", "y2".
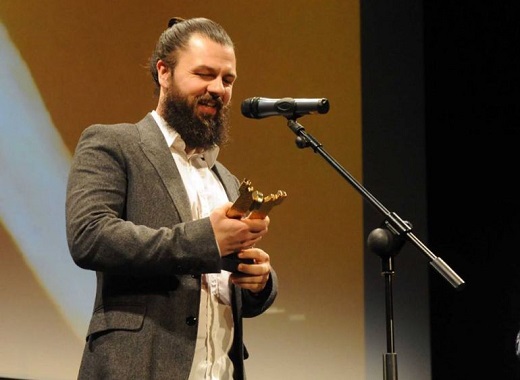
[{"x1": 177, "y1": 34, "x2": 236, "y2": 73}]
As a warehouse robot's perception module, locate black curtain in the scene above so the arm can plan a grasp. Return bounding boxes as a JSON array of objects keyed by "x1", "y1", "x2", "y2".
[{"x1": 425, "y1": 1, "x2": 520, "y2": 379}]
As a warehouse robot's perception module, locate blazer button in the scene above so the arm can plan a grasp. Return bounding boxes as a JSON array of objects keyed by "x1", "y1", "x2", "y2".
[{"x1": 186, "y1": 316, "x2": 197, "y2": 326}]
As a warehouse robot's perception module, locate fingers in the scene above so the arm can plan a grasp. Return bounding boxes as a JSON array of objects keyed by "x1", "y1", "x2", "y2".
[
  {"x1": 230, "y1": 274, "x2": 269, "y2": 293},
  {"x1": 238, "y1": 224, "x2": 267, "y2": 245},
  {"x1": 223, "y1": 234, "x2": 263, "y2": 253},
  {"x1": 231, "y1": 271, "x2": 270, "y2": 293},
  {"x1": 211, "y1": 203, "x2": 270, "y2": 255},
  {"x1": 229, "y1": 248, "x2": 271, "y2": 292},
  {"x1": 211, "y1": 201, "x2": 271, "y2": 256},
  {"x1": 242, "y1": 217, "x2": 269, "y2": 232},
  {"x1": 240, "y1": 247, "x2": 268, "y2": 261}
]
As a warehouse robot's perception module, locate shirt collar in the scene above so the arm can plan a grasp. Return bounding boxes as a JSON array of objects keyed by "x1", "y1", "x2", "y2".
[{"x1": 151, "y1": 110, "x2": 220, "y2": 168}]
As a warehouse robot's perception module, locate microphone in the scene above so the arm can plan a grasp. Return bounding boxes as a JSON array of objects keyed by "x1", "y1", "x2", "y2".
[{"x1": 241, "y1": 97, "x2": 330, "y2": 119}]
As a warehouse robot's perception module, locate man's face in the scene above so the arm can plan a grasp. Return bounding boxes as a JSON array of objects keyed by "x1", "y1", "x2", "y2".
[
  {"x1": 173, "y1": 34, "x2": 236, "y2": 113},
  {"x1": 159, "y1": 34, "x2": 237, "y2": 150}
]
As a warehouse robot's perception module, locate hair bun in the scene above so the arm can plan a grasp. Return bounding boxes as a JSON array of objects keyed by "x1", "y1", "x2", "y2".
[{"x1": 168, "y1": 17, "x2": 185, "y2": 28}]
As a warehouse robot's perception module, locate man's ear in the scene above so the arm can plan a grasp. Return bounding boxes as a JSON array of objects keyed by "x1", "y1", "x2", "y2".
[{"x1": 157, "y1": 60, "x2": 171, "y2": 88}]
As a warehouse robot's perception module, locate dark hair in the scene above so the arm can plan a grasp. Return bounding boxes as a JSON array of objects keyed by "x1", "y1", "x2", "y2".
[{"x1": 149, "y1": 17, "x2": 234, "y2": 91}]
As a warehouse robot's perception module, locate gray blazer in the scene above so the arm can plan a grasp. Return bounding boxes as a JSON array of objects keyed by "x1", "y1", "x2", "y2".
[{"x1": 66, "y1": 113, "x2": 278, "y2": 380}]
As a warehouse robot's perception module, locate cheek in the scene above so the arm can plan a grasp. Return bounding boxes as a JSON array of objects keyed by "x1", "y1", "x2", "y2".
[
  {"x1": 173, "y1": 73, "x2": 202, "y2": 94},
  {"x1": 223, "y1": 88, "x2": 233, "y2": 104},
  {"x1": 174, "y1": 80, "x2": 194, "y2": 95}
]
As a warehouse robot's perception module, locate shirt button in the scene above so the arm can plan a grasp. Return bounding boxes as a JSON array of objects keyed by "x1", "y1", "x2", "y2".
[{"x1": 186, "y1": 316, "x2": 197, "y2": 326}]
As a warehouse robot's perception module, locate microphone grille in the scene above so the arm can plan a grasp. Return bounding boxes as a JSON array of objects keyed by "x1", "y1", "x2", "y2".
[
  {"x1": 241, "y1": 97, "x2": 259, "y2": 118},
  {"x1": 317, "y1": 98, "x2": 330, "y2": 114}
]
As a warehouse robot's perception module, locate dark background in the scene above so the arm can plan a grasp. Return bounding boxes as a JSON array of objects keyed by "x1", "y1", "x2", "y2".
[
  {"x1": 362, "y1": 1, "x2": 520, "y2": 379},
  {"x1": 425, "y1": 2, "x2": 520, "y2": 379}
]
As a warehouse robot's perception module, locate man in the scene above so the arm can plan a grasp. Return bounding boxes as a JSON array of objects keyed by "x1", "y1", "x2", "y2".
[{"x1": 66, "y1": 17, "x2": 278, "y2": 380}]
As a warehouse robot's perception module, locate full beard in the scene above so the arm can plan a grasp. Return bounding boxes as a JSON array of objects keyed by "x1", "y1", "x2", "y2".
[{"x1": 161, "y1": 87, "x2": 231, "y2": 151}]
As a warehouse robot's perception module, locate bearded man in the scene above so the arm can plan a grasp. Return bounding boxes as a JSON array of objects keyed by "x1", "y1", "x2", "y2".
[{"x1": 65, "y1": 17, "x2": 278, "y2": 380}]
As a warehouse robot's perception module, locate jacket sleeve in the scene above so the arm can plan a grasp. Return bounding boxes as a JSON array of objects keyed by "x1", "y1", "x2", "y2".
[
  {"x1": 65, "y1": 124, "x2": 222, "y2": 276},
  {"x1": 241, "y1": 267, "x2": 278, "y2": 318}
]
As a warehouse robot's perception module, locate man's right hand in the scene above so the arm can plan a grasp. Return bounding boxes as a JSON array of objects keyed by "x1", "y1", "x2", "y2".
[{"x1": 209, "y1": 202, "x2": 269, "y2": 256}]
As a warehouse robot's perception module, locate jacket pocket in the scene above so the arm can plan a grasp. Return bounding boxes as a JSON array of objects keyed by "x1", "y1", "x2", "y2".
[{"x1": 86, "y1": 303, "x2": 146, "y2": 341}]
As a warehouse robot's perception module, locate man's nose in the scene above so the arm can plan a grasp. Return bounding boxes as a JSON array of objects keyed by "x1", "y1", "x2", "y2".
[{"x1": 207, "y1": 78, "x2": 225, "y2": 97}]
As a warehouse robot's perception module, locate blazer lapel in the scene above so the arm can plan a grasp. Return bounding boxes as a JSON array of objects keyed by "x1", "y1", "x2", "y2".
[
  {"x1": 135, "y1": 114, "x2": 193, "y2": 222},
  {"x1": 212, "y1": 162, "x2": 240, "y2": 202}
]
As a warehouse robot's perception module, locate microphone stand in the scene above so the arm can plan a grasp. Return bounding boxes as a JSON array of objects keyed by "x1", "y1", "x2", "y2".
[{"x1": 285, "y1": 117, "x2": 465, "y2": 380}]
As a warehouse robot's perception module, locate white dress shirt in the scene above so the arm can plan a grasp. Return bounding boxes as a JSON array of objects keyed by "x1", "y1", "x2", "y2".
[{"x1": 152, "y1": 111, "x2": 234, "y2": 379}]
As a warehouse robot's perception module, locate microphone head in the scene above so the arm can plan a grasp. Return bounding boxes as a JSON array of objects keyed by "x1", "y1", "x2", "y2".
[
  {"x1": 241, "y1": 97, "x2": 260, "y2": 119},
  {"x1": 314, "y1": 98, "x2": 330, "y2": 114},
  {"x1": 241, "y1": 97, "x2": 330, "y2": 119}
]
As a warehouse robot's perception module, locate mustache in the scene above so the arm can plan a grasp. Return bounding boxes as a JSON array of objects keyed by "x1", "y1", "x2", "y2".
[{"x1": 196, "y1": 94, "x2": 224, "y2": 111}]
